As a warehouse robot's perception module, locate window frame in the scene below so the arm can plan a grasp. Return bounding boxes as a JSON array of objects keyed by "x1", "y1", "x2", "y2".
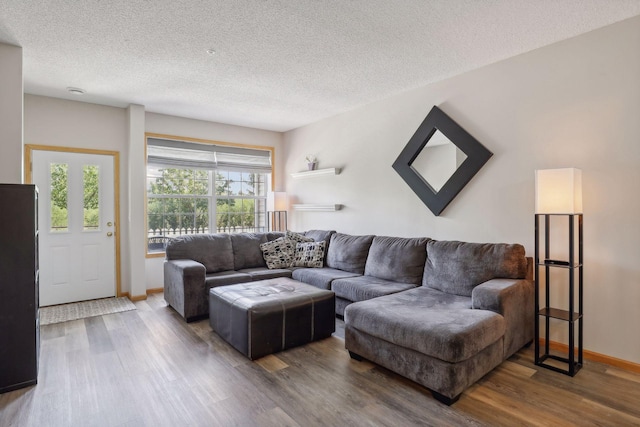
[{"x1": 145, "y1": 133, "x2": 275, "y2": 258}]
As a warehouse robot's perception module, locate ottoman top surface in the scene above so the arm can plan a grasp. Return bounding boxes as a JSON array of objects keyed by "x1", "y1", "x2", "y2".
[{"x1": 210, "y1": 277, "x2": 334, "y2": 310}]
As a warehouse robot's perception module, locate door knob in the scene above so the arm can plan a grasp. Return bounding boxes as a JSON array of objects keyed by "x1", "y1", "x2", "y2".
[
  {"x1": 107, "y1": 222, "x2": 113, "y2": 227},
  {"x1": 107, "y1": 232, "x2": 113, "y2": 237}
]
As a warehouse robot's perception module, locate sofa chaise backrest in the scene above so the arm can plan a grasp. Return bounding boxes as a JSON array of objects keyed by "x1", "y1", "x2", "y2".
[{"x1": 422, "y1": 240, "x2": 529, "y2": 296}]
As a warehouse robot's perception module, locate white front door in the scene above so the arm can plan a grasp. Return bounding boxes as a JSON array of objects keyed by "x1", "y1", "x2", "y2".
[{"x1": 32, "y1": 150, "x2": 117, "y2": 306}]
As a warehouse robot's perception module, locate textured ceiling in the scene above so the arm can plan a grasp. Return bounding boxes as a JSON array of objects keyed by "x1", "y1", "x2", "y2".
[{"x1": 1, "y1": 1, "x2": 639, "y2": 132}]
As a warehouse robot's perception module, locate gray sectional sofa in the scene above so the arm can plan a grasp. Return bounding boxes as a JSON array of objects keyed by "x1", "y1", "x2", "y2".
[{"x1": 163, "y1": 229, "x2": 533, "y2": 404}]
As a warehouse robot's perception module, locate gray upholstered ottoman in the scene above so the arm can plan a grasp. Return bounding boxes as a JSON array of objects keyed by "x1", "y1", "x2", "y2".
[{"x1": 209, "y1": 277, "x2": 335, "y2": 360}]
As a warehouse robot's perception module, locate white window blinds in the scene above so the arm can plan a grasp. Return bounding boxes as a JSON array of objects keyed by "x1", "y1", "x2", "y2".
[{"x1": 147, "y1": 138, "x2": 272, "y2": 173}]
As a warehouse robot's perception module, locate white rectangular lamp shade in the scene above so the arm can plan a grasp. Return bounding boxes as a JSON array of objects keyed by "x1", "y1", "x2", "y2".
[
  {"x1": 535, "y1": 168, "x2": 583, "y2": 214},
  {"x1": 267, "y1": 191, "x2": 288, "y2": 211}
]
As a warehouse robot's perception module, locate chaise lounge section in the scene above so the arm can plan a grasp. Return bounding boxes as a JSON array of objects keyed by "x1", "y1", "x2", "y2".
[{"x1": 344, "y1": 240, "x2": 534, "y2": 404}]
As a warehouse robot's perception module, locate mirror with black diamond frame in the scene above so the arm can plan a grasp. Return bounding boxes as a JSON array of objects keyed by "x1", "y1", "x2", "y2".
[{"x1": 392, "y1": 106, "x2": 492, "y2": 216}]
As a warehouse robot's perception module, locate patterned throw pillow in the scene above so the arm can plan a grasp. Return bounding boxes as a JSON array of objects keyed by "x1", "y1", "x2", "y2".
[
  {"x1": 292, "y1": 241, "x2": 326, "y2": 268},
  {"x1": 260, "y1": 237, "x2": 296, "y2": 269},
  {"x1": 285, "y1": 230, "x2": 314, "y2": 244}
]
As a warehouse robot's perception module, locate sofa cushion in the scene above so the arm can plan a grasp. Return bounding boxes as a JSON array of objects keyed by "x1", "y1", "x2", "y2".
[
  {"x1": 165, "y1": 233, "x2": 234, "y2": 274},
  {"x1": 380, "y1": 286, "x2": 473, "y2": 310},
  {"x1": 303, "y1": 230, "x2": 336, "y2": 246},
  {"x1": 364, "y1": 236, "x2": 429, "y2": 285},
  {"x1": 331, "y1": 275, "x2": 416, "y2": 302},
  {"x1": 292, "y1": 267, "x2": 361, "y2": 290},
  {"x1": 423, "y1": 240, "x2": 528, "y2": 297},
  {"x1": 345, "y1": 287, "x2": 504, "y2": 363},
  {"x1": 326, "y1": 233, "x2": 375, "y2": 274},
  {"x1": 286, "y1": 230, "x2": 314, "y2": 244},
  {"x1": 237, "y1": 267, "x2": 293, "y2": 281},
  {"x1": 260, "y1": 237, "x2": 295, "y2": 269},
  {"x1": 204, "y1": 270, "x2": 252, "y2": 288},
  {"x1": 231, "y1": 233, "x2": 268, "y2": 270},
  {"x1": 266, "y1": 232, "x2": 285, "y2": 241},
  {"x1": 292, "y1": 241, "x2": 326, "y2": 268}
]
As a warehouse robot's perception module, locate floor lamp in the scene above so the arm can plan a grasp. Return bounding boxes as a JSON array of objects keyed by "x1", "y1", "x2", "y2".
[
  {"x1": 534, "y1": 168, "x2": 583, "y2": 376},
  {"x1": 267, "y1": 191, "x2": 288, "y2": 231}
]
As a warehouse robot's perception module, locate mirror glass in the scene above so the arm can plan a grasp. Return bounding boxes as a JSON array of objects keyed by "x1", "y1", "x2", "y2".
[{"x1": 410, "y1": 130, "x2": 467, "y2": 192}]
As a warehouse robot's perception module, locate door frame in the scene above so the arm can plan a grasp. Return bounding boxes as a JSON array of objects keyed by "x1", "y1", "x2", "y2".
[{"x1": 24, "y1": 144, "x2": 123, "y2": 298}]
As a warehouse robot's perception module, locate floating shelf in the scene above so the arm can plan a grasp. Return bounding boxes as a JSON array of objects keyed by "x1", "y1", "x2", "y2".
[
  {"x1": 292, "y1": 204, "x2": 343, "y2": 212},
  {"x1": 291, "y1": 168, "x2": 341, "y2": 179}
]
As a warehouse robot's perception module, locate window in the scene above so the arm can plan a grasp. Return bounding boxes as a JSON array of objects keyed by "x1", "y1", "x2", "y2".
[
  {"x1": 215, "y1": 170, "x2": 267, "y2": 233},
  {"x1": 146, "y1": 137, "x2": 272, "y2": 254}
]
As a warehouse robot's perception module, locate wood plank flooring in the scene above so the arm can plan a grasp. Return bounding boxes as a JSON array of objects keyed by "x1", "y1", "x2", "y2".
[{"x1": 2, "y1": 293, "x2": 640, "y2": 426}]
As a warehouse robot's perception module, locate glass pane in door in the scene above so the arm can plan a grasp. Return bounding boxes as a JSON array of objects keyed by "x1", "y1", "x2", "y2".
[
  {"x1": 83, "y1": 164, "x2": 100, "y2": 231},
  {"x1": 50, "y1": 163, "x2": 68, "y2": 232}
]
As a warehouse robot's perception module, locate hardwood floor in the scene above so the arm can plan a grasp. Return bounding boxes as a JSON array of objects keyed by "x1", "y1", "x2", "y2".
[{"x1": 2, "y1": 293, "x2": 639, "y2": 426}]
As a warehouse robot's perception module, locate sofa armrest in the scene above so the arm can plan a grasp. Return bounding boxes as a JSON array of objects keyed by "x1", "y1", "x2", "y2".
[
  {"x1": 472, "y1": 278, "x2": 534, "y2": 359},
  {"x1": 164, "y1": 259, "x2": 206, "y2": 321}
]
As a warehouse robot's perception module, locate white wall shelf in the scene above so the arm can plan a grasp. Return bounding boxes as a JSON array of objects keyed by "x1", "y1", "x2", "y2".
[
  {"x1": 292, "y1": 204, "x2": 343, "y2": 212},
  {"x1": 291, "y1": 168, "x2": 341, "y2": 179}
]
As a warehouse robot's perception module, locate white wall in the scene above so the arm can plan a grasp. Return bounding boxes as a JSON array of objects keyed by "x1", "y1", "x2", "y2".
[
  {"x1": 284, "y1": 16, "x2": 640, "y2": 364},
  {"x1": 143, "y1": 112, "x2": 285, "y2": 289},
  {"x1": 0, "y1": 43, "x2": 23, "y2": 183}
]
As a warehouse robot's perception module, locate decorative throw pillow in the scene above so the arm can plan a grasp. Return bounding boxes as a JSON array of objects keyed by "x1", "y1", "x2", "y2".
[
  {"x1": 285, "y1": 230, "x2": 314, "y2": 244},
  {"x1": 292, "y1": 241, "x2": 326, "y2": 268},
  {"x1": 260, "y1": 237, "x2": 296, "y2": 269}
]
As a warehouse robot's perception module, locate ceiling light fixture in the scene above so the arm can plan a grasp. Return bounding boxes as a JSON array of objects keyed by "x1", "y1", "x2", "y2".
[
  {"x1": 206, "y1": 48, "x2": 216, "y2": 56},
  {"x1": 67, "y1": 87, "x2": 86, "y2": 95}
]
